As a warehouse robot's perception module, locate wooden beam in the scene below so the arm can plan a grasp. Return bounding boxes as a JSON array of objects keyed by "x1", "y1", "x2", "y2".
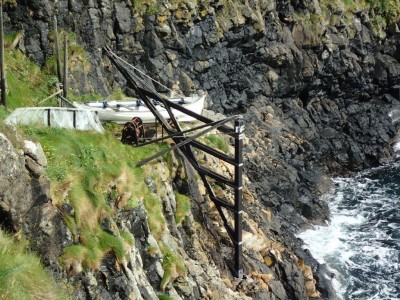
[
  {"x1": 53, "y1": 16, "x2": 62, "y2": 84},
  {"x1": 38, "y1": 89, "x2": 63, "y2": 105},
  {"x1": 63, "y1": 35, "x2": 67, "y2": 99},
  {"x1": 10, "y1": 32, "x2": 21, "y2": 50},
  {"x1": 0, "y1": 2, "x2": 6, "y2": 106}
]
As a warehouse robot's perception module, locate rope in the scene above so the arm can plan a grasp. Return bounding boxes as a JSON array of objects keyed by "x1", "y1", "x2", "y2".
[{"x1": 107, "y1": 49, "x2": 185, "y2": 98}]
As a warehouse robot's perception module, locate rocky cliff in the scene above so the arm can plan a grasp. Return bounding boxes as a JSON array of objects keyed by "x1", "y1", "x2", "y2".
[
  {"x1": 0, "y1": 129, "x2": 329, "y2": 299},
  {"x1": 1, "y1": 0, "x2": 400, "y2": 299}
]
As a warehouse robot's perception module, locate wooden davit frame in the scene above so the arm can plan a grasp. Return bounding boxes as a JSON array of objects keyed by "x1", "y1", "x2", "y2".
[{"x1": 103, "y1": 46, "x2": 244, "y2": 278}]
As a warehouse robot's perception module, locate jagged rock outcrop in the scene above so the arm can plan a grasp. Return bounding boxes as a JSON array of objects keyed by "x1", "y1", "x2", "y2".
[
  {"x1": 0, "y1": 131, "x2": 70, "y2": 272},
  {"x1": 0, "y1": 132, "x2": 49, "y2": 231},
  {"x1": 2, "y1": 0, "x2": 400, "y2": 299},
  {"x1": 5, "y1": 0, "x2": 399, "y2": 217},
  {"x1": 0, "y1": 131, "x2": 330, "y2": 299}
]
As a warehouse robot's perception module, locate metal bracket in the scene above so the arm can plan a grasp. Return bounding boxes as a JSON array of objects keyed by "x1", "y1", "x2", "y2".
[{"x1": 104, "y1": 46, "x2": 244, "y2": 278}]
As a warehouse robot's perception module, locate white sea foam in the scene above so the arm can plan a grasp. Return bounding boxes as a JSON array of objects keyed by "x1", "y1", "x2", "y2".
[{"x1": 298, "y1": 170, "x2": 400, "y2": 300}]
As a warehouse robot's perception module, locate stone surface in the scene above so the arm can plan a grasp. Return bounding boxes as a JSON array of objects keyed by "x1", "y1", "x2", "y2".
[{"x1": 3, "y1": 1, "x2": 400, "y2": 299}]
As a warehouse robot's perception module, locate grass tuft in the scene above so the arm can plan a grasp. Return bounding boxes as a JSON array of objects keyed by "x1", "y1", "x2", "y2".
[
  {"x1": 0, "y1": 230, "x2": 69, "y2": 299},
  {"x1": 204, "y1": 134, "x2": 229, "y2": 153},
  {"x1": 175, "y1": 192, "x2": 191, "y2": 225},
  {"x1": 21, "y1": 126, "x2": 164, "y2": 272},
  {"x1": 160, "y1": 246, "x2": 186, "y2": 291},
  {"x1": 144, "y1": 193, "x2": 167, "y2": 241}
]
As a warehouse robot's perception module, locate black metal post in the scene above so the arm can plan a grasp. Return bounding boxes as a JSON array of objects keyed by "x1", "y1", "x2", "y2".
[
  {"x1": 103, "y1": 47, "x2": 246, "y2": 278},
  {"x1": 73, "y1": 110, "x2": 76, "y2": 129},
  {"x1": 233, "y1": 116, "x2": 244, "y2": 278},
  {"x1": 47, "y1": 109, "x2": 51, "y2": 127}
]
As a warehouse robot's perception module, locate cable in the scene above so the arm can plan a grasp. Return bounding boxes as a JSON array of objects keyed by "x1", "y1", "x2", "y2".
[{"x1": 107, "y1": 49, "x2": 185, "y2": 98}]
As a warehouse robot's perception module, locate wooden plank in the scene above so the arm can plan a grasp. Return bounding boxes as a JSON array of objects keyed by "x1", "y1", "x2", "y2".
[
  {"x1": 38, "y1": 90, "x2": 63, "y2": 104},
  {"x1": 0, "y1": 2, "x2": 6, "y2": 106},
  {"x1": 63, "y1": 36, "x2": 68, "y2": 98},
  {"x1": 54, "y1": 16, "x2": 62, "y2": 84}
]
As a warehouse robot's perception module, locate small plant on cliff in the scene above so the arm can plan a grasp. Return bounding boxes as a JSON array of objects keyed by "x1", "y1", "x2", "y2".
[
  {"x1": 320, "y1": 0, "x2": 400, "y2": 36},
  {"x1": 23, "y1": 126, "x2": 163, "y2": 272},
  {"x1": 146, "y1": 2, "x2": 160, "y2": 15},
  {"x1": 160, "y1": 246, "x2": 186, "y2": 291},
  {"x1": 204, "y1": 134, "x2": 230, "y2": 153},
  {"x1": 365, "y1": 0, "x2": 400, "y2": 33},
  {"x1": 175, "y1": 192, "x2": 191, "y2": 224},
  {"x1": 0, "y1": 230, "x2": 69, "y2": 299},
  {"x1": 142, "y1": 166, "x2": 187, "y2": 290},
  {"x1": 131, "y1": 0, "x2": 161, "y2": 15},
  {"x1": 144, "y1": 193, "x2": 168, "y2": 240},
  {"x1": 159, "y1": 295, "x2": 174, "y2": 300}
]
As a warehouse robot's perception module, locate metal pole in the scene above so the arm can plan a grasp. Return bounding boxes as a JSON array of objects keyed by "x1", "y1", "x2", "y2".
[
  {"x1": 63, "y1": 35, "x2": 67, "y2": 99},
  {"x1": 53, "y1": 16, "x2": 62, "y2": 84},
  {"x1": 47, "y1": 109, "x2": 51, "y2": 127},
  {"x1": 0, "y1": 1, "x2": 6, "y2": 107},
  {"x1": 233, "y1": 116, "x2": 244, "y2": 278},
  {"x1": 73, "y1": 110, "x2": 76, "y2": 129}
]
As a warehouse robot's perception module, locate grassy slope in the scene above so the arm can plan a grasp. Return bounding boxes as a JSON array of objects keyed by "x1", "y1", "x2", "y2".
[
  {"x1": 1, "y1": 1, "x2": 398, "y2": 296},
  {"x1": 0, "y1": 231, "x2": 69, "y2": 300},
  {"x1": 0, "y1": 35, "x2": 186, "y2": 295},
  {"x1": 24, "y1": 125, "x2": 168, "y2": 269}
]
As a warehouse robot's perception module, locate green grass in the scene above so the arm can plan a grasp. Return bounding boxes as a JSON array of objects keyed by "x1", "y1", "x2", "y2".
[
  {"x1": 159, "y1": 295, "x2": 174, "y2": 300},
  {"x1": 5, "y1": 50, "x2": 57, "y2": 109},
  {"x1": 204, "y1": 134, "x2": 229, "y2": 153},
  {"x1": 22, "y1": 126, "x2": 165, "y2": 271},
  {"x1": 175, "y1": 192, "x2": 191, "y2": 225},
  {"x1": 0, "y1": 230, "x2": 69, "y2": 299},
  {"x1": 0, "y1": 106, "x2": 11, "y2": 121},
  {"x1": 160, "y1": 246, "x2": 186, "y2": 291},
  {"x1": 143, "y1": 193, "x2": 167, "y2": 241},
  {"x1": 0, "y1": 24, "x2": 190, "y2": 290},
  {"x1": 121, "y1": 230, "x2": 135, "y2": 246},
  {"x1": 0, "y1": 28, "x2": 95, "y2": 109}
]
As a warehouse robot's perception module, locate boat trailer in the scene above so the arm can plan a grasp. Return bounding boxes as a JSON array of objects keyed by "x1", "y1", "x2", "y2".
[{"x1": 103, "y1": 46, "x2": 244, "y2": 278}]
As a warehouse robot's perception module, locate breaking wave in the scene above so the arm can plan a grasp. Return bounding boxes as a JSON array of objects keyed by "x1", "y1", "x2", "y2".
[{"x1": 298, "y1": 163, "x2": 400, "y2": 300}]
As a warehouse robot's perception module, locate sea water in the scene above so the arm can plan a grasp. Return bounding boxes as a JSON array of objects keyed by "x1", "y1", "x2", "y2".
[{"x1": 298, "y1": 163, "x2": 400, "y2": 300}]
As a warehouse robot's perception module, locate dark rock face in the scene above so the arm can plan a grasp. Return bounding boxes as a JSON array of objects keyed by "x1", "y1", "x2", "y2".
[
  {"x1": 0, "y1": 133, "x2": 70, "y2": 274},
  {"x1": 0, "y1": 134, "x2": 49, "y2": 230},
  {"x1": 3, "y1": 1, "x2": 400, "y2": 299}
]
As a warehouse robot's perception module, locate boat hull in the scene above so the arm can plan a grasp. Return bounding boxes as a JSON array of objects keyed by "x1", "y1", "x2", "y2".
[{"x1": 73, "y1": 94, "x2": 206, "y2": 124}]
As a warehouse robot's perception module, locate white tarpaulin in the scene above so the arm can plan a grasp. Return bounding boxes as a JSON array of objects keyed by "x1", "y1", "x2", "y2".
[{"x1": 5, "y1": 107, "x2": 104, "y2": 133}]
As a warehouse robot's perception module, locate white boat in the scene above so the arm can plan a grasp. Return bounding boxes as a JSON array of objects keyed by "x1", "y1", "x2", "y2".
[{"x1": 72, "y1": 92, "x2": 206, "y2": 124}]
